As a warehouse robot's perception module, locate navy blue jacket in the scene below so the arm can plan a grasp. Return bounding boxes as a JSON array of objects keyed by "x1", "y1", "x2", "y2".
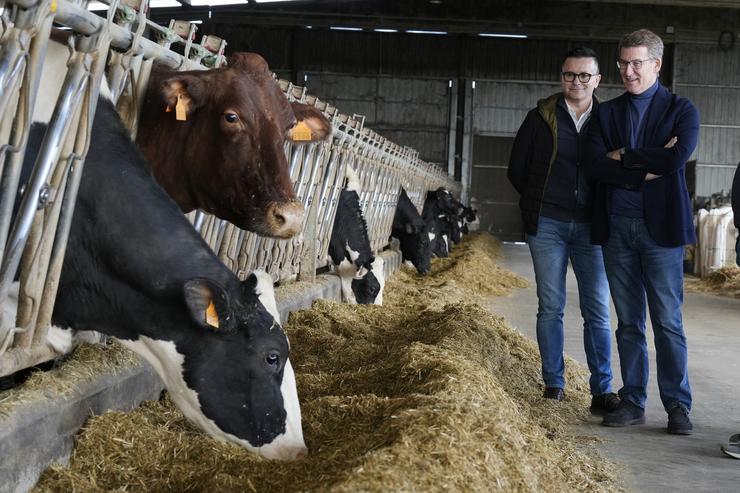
[{"x1": 583, "y1": 84, "x2": 700, "y2": 247}]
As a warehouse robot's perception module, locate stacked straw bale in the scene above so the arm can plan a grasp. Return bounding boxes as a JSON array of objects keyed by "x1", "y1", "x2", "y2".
[{"x1": 32, "y1": 233, "x2": 624, "y2": 492}]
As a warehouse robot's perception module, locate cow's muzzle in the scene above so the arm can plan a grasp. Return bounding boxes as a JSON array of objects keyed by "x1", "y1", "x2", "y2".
[{"x1": 265, "y1": 200, "x2": 304, "y2": 238}]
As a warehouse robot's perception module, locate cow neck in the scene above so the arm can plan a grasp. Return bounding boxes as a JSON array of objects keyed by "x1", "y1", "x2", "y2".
[
  {"x1": 54, "y1": 99, "x2": 238, "y2": 341},
  {"x1": 136, "y1": 68, "x2": 199, "y2": 212},
  {"x1": 338, "y1": 189, "x2": 374, "y2": 268}
]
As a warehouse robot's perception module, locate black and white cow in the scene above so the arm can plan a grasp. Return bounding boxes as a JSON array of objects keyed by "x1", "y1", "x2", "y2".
[
  {"x1": 460, "y1": 205, "x2": 478, "y2": 235},
  {"x1": 422, "y1": 188, "x2": 460, "y2": 258},
  {"x1": 328, "y1": 167, "x2": 384, "y2": 304},
  {"x1": 14, "y1": 40, "x2": 305, "y2": 460},
  {"x1": 391, "y1": 188, "x2": 433, "y2": 275}
]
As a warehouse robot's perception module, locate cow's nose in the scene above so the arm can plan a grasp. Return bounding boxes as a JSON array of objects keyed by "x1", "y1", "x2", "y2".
[{"x1": 267, "y1": 201, "x2": 304, "y2": 238}]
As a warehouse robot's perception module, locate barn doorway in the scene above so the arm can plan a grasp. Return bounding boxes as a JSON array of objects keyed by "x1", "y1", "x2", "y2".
[{"x1": 469, "y1": 135, "x2": 524, "y2": 242}]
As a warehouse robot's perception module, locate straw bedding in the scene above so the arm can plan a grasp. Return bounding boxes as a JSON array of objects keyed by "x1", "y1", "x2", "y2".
[
  {"x1": 684, "y1": 266, "x2": 740, "y2": 299},
  {"x1": 34, "y1": 233, "x2": 623, "y2": 492}
]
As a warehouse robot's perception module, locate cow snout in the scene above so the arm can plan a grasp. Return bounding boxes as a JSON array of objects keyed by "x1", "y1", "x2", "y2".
[{"x1": 267, "y1": 201, "x2": 304, "y2": 238}]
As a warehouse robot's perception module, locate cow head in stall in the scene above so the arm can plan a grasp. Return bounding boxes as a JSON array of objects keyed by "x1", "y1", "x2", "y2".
[
  {"x1": 137, "y1": 52, "x2": 332, "y2": 238},
  {"x1": 391, "y1": 188, "x2": 433, "y2": 275}
]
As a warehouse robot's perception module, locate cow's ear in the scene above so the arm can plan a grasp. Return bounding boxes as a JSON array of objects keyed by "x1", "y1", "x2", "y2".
[
  {"x1": 184, "y1": 279, "x2": 235, "y2": 332},
  {"x1": 227, "y1": 52, "x2": 270, "y2": 75},
  {"x1": 160, "y1": 74, "x2": 209, "y2": 119},
  {"x1": 288, "y1": 102, "x2": 332, "y2": 143},
  {"x1": 242, "y1": 270, "x2": 281, "y2": 325}
]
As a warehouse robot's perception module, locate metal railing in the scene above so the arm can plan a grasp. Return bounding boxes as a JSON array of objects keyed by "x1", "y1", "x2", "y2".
[{"x1": 0, "y1": 0, "x2": 459, "y2": 377}]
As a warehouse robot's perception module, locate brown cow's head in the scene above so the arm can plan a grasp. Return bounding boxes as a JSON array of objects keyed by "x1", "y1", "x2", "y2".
[{"x1": 146, "y1": 53, "x2": 332, "y2": 239}]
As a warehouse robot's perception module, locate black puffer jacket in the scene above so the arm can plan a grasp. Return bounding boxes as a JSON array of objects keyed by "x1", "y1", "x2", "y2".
[{"x1": 507, "y1": 93, "x2": 597, "y2": 235}]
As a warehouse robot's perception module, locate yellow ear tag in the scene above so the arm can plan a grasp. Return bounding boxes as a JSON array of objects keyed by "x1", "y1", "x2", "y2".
[
  {"x1": 205, "y1": 301, "x2": 219, "y2": 329},
  {"x1": 175, "y1": 94, "x2": 187, "y2": 121},
  {"x1": 292, "y1": 121, "x2": 312, "y2": 141}
]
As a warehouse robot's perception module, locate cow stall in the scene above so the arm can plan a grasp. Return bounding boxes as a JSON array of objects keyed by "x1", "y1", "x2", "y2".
[{"x1": 0, "y1": 0, "x2": 459, "y2": 385}]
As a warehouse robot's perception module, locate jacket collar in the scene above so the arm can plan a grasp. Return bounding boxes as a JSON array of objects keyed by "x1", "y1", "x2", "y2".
[{"x1": 609, "y1": 83, "x2": 672, "y2": 146}]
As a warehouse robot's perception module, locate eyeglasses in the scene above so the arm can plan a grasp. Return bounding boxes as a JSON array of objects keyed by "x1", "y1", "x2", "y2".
[
  {"x1": 561, "y1": 72, "x2": 595, "y2": 83},
  {"x1": 616, "y1": 58, "x2": 654, "y2": 71}
]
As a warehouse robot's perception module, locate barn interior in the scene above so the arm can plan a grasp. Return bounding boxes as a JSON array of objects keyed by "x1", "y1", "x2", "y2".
[{"x1": 0, "y1": 0, "x2": 739, "y2": 492}]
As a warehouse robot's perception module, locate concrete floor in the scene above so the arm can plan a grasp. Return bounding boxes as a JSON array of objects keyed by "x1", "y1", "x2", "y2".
[{"x1": 487, "y1": 243, "x2": 740, "y2": 493}]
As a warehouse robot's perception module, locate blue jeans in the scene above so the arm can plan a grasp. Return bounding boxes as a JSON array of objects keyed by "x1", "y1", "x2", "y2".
[
  {"x1": 527, "y1": 216, "x2": 613, "y2": 396},
  {"x1": 603, "y1": 215, "x2": 692, "y2": 412}
]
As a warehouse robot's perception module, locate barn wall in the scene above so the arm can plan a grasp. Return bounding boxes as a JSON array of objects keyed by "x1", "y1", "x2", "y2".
[{"x1": 675, "y1": 44, "x2": 740, "y2": 197}]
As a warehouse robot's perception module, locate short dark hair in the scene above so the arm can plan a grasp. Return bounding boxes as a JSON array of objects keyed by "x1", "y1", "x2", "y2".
[{"x1": 563, "y1": 46, "x2": 600, "y2": 73}]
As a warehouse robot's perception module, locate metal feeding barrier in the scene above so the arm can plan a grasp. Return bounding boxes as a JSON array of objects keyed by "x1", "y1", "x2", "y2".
[{"x1": 0, "y1": 0, "x2": 459, "y2": 377}]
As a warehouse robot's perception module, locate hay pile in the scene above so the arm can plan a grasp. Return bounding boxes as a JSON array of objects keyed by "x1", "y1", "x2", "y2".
[
  {"x1": 390, "y1": 233, "x2": 529, "y2": 308},
  {"x1": 684, "y1": 266, "x2": 740, "y2": 299},
  {"x1": 35, "y1": 233, "x2": 623, "y2": 492}
]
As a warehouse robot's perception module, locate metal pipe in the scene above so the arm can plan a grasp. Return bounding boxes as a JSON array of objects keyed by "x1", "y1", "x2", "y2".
[{"x1": 0, "y1": 53, "x2": 88, "y2": 310}]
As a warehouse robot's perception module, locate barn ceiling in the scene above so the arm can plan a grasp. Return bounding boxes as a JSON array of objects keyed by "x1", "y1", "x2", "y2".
[{"x1": 146, "y1": 0, "x2": 740, "y2": 45}]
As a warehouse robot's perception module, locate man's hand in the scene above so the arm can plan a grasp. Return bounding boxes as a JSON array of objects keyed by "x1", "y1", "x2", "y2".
[{"x1": 607, "y1": 148, "x2": 625, "y2": 160}]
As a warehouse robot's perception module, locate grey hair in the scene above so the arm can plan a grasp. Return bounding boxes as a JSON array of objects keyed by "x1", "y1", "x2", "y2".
[{"x1": 618, "y1": 29, "x2": 664, "y2": 59}]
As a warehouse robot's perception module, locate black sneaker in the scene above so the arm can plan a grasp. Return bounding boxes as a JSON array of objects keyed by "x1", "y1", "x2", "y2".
[
  {"x1": 543, "y1": 387, "x2": 564, "y2": 401},
  {"x1": 667, "y1": 403, "x2": 693, "y2": 435},
  {"x1": 602, "y1": 399, "x2": 645, "y2": 427},
  {"x1": 590, "y1": 392, "x2": 621, "y2": 416}
]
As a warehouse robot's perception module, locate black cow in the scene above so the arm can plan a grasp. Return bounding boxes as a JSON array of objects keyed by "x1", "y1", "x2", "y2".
[
  {"x1": 422, "y1": 188, "x2": 460, "y2": 258},
  {"x1": 328, "y1": 167, "x2": 384, "y2": 304},
  {"x1": 391, "y1": 188, "x2": 433, "y2": 275},
  {"x1": 15, "y1": 42, "x2": 306, "y2": 460},
  {"x1": 460, "y1": 205, "x2": 478, "y2": 234}
]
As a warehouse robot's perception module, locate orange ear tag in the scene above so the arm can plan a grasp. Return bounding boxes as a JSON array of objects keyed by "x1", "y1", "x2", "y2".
[
  {"x1": 175, "y1": 94, "x2": 187, "y2": 121},
  {"x1": 165, "y1": 105, "x2": 172, "y2": 113},
  {"x1": 205, "y1": 301, "x2": 219, "y2": 329},
  {"x1": 292, "y1": 121, "x2": 312, "y2": 141}
]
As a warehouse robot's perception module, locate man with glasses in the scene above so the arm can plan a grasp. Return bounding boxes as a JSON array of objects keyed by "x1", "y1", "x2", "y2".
[
  {"x1": 583, "y1": 29, "x2": 700, "y2": 435},
  {"x1": 508, "y1": 47, "x2": 619, "y2": 416}
]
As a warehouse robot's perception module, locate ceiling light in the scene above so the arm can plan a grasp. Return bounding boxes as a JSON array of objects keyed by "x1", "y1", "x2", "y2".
[
  {"x1": 478, "y1": 32, "x2": 527, "y2": 39},
  {"x1": 330, "y1": 26, "x2": 363, "y2": 31},
  {"x1": 190, "y1": 20, "x2": 203, "y2": 24},
  {"x1": 190, "y1": 0, "x2": 246, "y2": 5},
  {"x1": 406, "y1": 29, "x2": 447, "y2": 35},
  {"x1": 374, "y1": 28, "x2": 398, "y2": 33},
  {"x1": 87, "y1": 1, "x2": 108, "y2": 10},
  {"x1": 149, "y1": 0, "x2": 183, "y2": 7},
  {"x1": 254, "y1": 0, "x2": 302, "y2": 3}
]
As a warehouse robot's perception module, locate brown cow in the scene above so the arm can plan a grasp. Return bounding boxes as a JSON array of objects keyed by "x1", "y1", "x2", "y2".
[{"x1": 137, "y1": 53, "x2": 332, "y2": 238}]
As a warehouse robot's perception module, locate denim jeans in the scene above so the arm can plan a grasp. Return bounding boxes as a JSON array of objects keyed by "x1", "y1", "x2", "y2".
[
  {"x1": 603, "y1": 215, "x2": 692, "y2": 412},
  {"x1": 527, "y1": 216, "x2": 613, "y2": 395}
]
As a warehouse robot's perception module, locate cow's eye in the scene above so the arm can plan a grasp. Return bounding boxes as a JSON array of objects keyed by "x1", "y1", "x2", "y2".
[
  {"x1": 265, "y1": 352, "x2": 280, "y2": 369},
  {"x1": 224, "y1": 112, "x2": 239, "y2": 123}
]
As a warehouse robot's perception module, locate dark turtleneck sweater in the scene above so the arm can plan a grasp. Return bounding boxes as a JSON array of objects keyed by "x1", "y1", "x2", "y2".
[{"x1": 610, "y1": 79, "x2": 661, "y2": 218}]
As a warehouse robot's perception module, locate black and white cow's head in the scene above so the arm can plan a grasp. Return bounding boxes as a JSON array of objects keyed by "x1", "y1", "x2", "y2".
[
  {"x1": 117, "y1": 271, "x2": 305, "y2": 461},
  {"x1": 462, "y1": 206, "x2": 478, "y2": 223},
  {"x1": 400, "y1": 220, "x2": 433, "y2": 275},
  {"x1": 430, "y1": 187, "x2": 462, "y2": 216}
]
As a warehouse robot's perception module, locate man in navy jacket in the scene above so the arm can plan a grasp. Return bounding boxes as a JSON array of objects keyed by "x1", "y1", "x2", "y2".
[{"x1": 583, "y1": 29, "x2": 700, "y2": 435}]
